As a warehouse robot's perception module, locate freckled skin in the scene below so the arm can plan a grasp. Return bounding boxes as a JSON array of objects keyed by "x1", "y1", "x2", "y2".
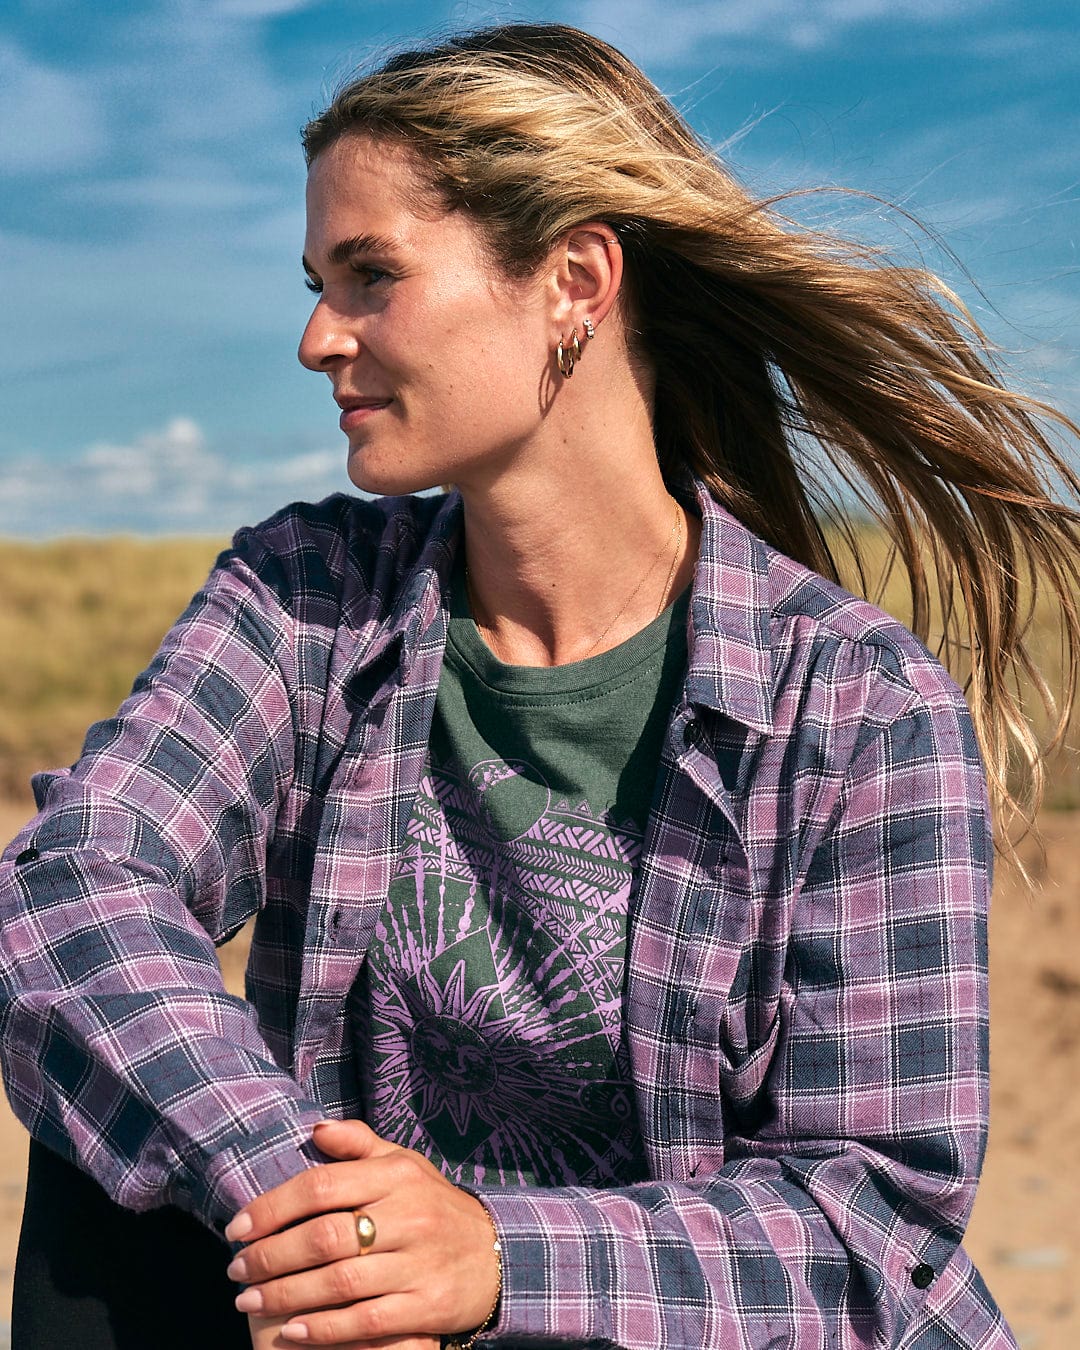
[{"x1": 299, "y1": 136, "x2": 554, "y2": 499}]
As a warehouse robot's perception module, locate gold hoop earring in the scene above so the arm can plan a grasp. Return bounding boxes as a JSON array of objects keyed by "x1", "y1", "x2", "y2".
[{"x1": 556, "y1": 329, "x2": 582, "y2": 379}]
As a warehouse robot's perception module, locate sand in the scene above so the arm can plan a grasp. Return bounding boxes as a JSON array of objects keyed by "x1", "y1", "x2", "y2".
[{"x1": 0, "y1": 795, "x2": 1077, "y2": 1348}]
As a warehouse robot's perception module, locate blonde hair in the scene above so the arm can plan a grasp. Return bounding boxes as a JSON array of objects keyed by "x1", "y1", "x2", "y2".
[{"x1": 304, "y1": 23, "x2": 1080, "y2": 858}]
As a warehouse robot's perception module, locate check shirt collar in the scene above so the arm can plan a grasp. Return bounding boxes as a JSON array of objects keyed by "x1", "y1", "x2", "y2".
[
  {"x1": 357, "y1": 479, "x2": 775, "y2": 734},
  {"x1": 347, "y1": 490, "x2": 463, "y2": 683},
  {"x1": 683, "y1": 480, "x2": 774, "y2": 733}
]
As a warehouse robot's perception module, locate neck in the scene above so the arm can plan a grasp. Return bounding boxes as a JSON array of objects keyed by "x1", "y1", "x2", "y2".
[{"x1": 457, "y1": 431, "x2": 700, "y2": 667}]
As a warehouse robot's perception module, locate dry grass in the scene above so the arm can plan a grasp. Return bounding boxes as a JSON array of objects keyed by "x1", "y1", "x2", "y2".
[{"x1": 0, "y1": 537, "x2": 225, "y2": 801}]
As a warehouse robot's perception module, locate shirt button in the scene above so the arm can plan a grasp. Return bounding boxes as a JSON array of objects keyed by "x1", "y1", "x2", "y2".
[
  {"x1": 911, "y1": 1263, "x2": 935, "y2": 1290},
  {"x1": 15, "y1": 847, "x2": 40, "y2": 865}
]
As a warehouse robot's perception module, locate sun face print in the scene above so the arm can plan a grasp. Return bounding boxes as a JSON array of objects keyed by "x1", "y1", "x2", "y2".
[{"x1": 354, "y1": 753, "x2": 646, "y2": 1187}]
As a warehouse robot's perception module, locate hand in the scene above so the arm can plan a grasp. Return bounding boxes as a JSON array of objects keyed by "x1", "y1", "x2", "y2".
[{"x1": 226, "y1": 1119, "x2": 500, "y2": 1345}]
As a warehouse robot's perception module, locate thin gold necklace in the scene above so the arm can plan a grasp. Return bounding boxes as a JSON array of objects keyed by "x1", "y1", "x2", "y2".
[
  {"x1": 579, "y1": 497, "x2": 682, "y2": 659},
  {"x1": 467, "y1": 498, "x2": 683, "y2": 662}
]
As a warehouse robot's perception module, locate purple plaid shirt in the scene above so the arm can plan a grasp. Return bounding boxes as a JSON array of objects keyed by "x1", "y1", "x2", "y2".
[{"x1": 0, "y1": 482, "x2": 1015, "y2": 1347}]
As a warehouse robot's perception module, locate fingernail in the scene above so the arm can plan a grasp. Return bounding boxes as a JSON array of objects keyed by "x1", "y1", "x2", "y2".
[
  {"x1": 225, "y1": 1212, "x2": 253, "y2": 1240},
  {"x1": 225, "y1": 1256, "x2": 247, "y2": 1282},
  {"x1": 234, "y1": 1288, "x2": 264, "y2": 1313},
  {"x1": 282, "y1": 1323, "x2": 310, "y2": 1341}
]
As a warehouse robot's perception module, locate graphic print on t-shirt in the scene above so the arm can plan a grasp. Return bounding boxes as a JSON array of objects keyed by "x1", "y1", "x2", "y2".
[
  {"x1": 355, "y1": 751, "x2": 647, "y2": 1188},
  {"x1": 352, "y1": 561, "x2": 689, "y2": 1189}
]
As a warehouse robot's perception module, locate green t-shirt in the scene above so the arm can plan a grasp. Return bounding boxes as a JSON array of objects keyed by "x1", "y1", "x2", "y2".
[{"x1": 351, "y1": 563, "x2": 689, "y2": 1187}]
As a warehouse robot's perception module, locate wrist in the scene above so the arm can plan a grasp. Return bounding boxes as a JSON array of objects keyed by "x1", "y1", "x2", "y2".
[{"x1": 444, "y1": 1198, "x2": 502, "y2": 1350}]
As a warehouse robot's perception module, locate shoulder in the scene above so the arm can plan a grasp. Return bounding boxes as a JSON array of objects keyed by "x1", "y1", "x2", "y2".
[
  {"x1": 753, "y1": 544, "x2": 985, "y2": 802},
  {"x1": 220, "y1": 490, "x2": 459, "y2": 622},
  {"x1": 691, "y1": 487, "x2": 981, "y2": 803},
  {"x1": 692, "y1": 489, "x2": 969, "y2": 744},
  {"x1": 764, "y1": 544, "x2": 965, "y2": 722},
  {"x1": 737, "y1": 534, "x2": 989, "y2": 855}
]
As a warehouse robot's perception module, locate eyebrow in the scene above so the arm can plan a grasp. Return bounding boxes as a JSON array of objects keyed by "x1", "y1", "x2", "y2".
[{"x1": 302, "y1": 232, "x2": 401, "y2": 277}]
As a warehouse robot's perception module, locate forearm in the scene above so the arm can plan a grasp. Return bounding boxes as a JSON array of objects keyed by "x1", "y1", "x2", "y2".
[
  {"x1": 1, "y1": 983, "x2": 327, "y2": 1231},
  {"x1": 219, "y1": 1120, "x2": 968, "y2": 1349},
  {"x1": 0, "y1": 843, "x2": 327, "y2": 1230},
  {"x1": 472, "y1": 1140, "x2": 973, "y2": 1346}
]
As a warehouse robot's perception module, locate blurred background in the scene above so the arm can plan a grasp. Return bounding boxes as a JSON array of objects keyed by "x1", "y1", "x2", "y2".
[{"x1": 1, "y1": 1, "x2": 1078, "y2": 1345}]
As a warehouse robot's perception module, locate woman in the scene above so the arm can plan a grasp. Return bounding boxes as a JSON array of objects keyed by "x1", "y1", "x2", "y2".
[{"x1": 3, "y1": 21, "x2": 1078, "y2": 1350}]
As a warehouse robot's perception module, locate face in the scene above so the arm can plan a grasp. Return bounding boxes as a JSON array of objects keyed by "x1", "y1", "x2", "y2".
[{"x1": 299, "y1": 135, "x2": 554, "y2": 496}]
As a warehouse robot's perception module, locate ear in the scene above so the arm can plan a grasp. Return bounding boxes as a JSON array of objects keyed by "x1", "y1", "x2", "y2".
[{"x1": 549, "y1": 222, "x2": 624, "y2": 340}]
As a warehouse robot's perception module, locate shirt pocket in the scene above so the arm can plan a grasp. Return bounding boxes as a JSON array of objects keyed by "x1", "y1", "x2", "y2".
[
  {"x1": 688, "y1": 875, "x2": 783, "y2": 1117},
  {"x1": 716, "y1": 1003, "x2": 781, "y2": 1108}
]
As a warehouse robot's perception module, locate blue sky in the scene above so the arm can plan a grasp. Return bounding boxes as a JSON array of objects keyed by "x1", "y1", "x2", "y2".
[{"x1": 1, "y1": 0, "x2": 1076, "y2": 535}]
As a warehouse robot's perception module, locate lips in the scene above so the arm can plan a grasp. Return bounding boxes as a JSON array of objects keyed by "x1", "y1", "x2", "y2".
[
  {"x1": 335, "y1": 395, "x2": 392, "y2": 411},
  {"x1": 336, "y1": 396, "x2": 393, "y2": 432}
]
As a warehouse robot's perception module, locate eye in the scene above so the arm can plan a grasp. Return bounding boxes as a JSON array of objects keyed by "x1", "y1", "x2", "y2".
[
  {"x1": 352, "y1": 264, "x2": 391, "y2": 286},
  {"x1": 304, "y1": 276, "x2": 323, "y2": 295}
]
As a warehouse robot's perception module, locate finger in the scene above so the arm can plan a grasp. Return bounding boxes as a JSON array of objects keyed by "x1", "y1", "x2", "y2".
[
  {"x1": 249, "y1": 1313, "x2": 437, "y2": 1350},
  {"x1": 312, "y1": 1120, "x2": 399, "y2": 1162},
  {"x1": 229, "y1": 1206, "x2": 408, "y2": 1285},
  {"x1": 228, "y1": 1154, "x2": 406, "y2": 1243},
  {"x1": 236, "y1": 1253, "x2": 407, "y2": 1319},
  {"x1": 358, "y1": 1341, "x2": 439, "y2": 1350},
  {"x1": 279, "y1": 1293, "x2": 431, "y2": 1344}
]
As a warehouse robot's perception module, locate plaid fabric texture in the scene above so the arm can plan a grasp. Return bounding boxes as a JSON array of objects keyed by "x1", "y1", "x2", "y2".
[{"x1": 0, "y1": 483, "x2": 1015, "y2": 1347}]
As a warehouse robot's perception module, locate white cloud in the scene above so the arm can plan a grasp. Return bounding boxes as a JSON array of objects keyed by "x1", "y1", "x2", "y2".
[
  {"x1": 0, "y1": 4, "x2": 308, "y2": 193},
  {"x1": 0, "y1": 40, "x2": 107, "y2": 174},
  {"x1": 100, "y1": 7, "x2": 289, "y2": 154},
  {"x1": 0, "y1": 418, "x2": 351, "y2": 536},
  {"x1": 212, "y1": 0, "x2": 325, "y2": 14},
  {"x1": 579, "y1": 0, "x2": 997, "y2": 66}
]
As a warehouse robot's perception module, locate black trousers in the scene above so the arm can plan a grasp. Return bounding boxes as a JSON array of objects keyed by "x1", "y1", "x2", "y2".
[{"x1": 12, "y1": 1138, "x2": 249, "y2": 1348}]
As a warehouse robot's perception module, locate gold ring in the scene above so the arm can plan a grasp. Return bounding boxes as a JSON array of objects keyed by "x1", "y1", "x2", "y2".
[{"x1": 354, "y1": 1210, "x2": 376, "y2": 1254}]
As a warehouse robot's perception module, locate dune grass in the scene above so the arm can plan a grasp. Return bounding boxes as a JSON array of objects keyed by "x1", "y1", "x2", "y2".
[
  {"x1": 0, "y1": 537, "x2": 225, "y2": 800},
  {"x1": 828, "y1": 523, "x2": 1080, "y2": 812},
  {"x1": 1, "y1": 529, "x2": 1078, "y2": 810}
]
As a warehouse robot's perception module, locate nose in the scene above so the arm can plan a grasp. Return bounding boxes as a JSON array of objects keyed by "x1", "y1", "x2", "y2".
[{"x1": 297, "y1": 299, "x2": 360, "y2": 372}]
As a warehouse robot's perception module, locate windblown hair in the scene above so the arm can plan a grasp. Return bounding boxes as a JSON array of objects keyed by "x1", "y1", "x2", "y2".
[{"x1": 303, "y1": 22, "x2": 1080, "y2": 859}]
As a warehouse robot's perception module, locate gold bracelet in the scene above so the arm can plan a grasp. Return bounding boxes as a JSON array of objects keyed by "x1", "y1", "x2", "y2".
[{"x1": 443, "y1": 1203, "x2": 502, "y2": 1350}]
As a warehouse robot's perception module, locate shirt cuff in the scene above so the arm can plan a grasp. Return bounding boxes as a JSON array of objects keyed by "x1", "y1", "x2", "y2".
[
  {"x1": 192, "y1": 1105, "x2": 329, "y2": 1233},
  {"x1": 468, "y1": 1185, "x2": 610, "y2": 1344}
]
